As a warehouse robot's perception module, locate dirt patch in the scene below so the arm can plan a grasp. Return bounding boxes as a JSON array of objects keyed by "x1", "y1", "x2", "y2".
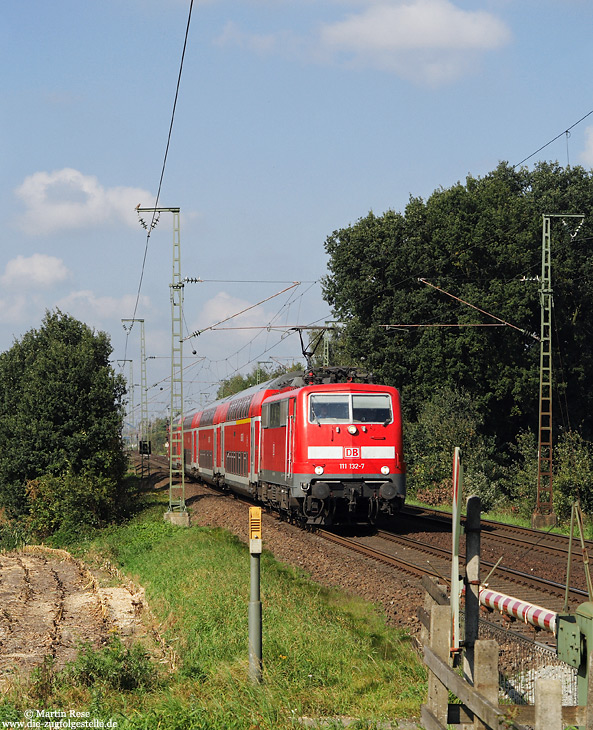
[{"x1": 0, "y1": 546, "x2": 147, "y2": 686}]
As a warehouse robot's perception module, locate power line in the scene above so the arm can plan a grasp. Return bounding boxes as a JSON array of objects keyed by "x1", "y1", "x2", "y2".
[
  {"x1": 184, "y1": 278, "x2": 318, "y2": 284},
  {"x1": 513, "y1": 108, "x2": 593, "y2": 168},
  {"x1": 185, "y1": 283, "x2": 300, "y2": 339},
  {"x1": 124, "y1": 0, "x2": 194, "y2": 359},
  {"x1": 418, "y1": 278, "x2": 539, "y2": 340}
]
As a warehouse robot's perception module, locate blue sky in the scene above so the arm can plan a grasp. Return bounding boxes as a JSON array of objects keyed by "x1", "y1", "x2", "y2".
[{"x1": 3, "y1": 0, "x2": 593, "y2": 421}]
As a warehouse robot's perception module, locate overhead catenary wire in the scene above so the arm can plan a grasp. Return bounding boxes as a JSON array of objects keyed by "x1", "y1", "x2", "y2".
[
  {"x1": 417, "y1": 278, "x2": 540, "y2": 340},
  {"x1": 123, "y1": 0, "x2": 194, "y2": 361},
  {"x1": 513, "y1": 108, "x2": 593, "y2": 168},
  {"x1": 184, "y1": 278, "x2": 317, "y2": 284},
  {"x1": 142, "y1": 280, "x2": 324, "y2": 404},
  {"x1": 380, "y1": 323, "x2": 505, "y2": 330},
  {"x1": 185, "y1": 283, "x2": 301, "y2": 340},
  {"x1": 196, "y1": 325, "x2": 335, "y2": 331}
]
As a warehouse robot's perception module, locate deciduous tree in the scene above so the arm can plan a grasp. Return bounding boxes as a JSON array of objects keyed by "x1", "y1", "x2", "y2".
[
  {"x1": 322, "y1": 162, "x2": 593, "y2": 460},
  {"x1": 0, "y1": 310, "x2": 127, "y2": 517}
]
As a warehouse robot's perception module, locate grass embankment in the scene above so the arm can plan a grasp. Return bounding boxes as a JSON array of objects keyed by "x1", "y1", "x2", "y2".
[
  {"x1": 406, "y1": 496, "x2": 593, "y2": 539},
  {"x1": 0, "y1": 498, "x2": 426, "y2": 729}
]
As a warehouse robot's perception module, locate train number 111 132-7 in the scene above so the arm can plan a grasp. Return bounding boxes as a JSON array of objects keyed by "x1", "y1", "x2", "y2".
[{"x1": 340, "y1": 463, "x2": 365, "y2": 470}]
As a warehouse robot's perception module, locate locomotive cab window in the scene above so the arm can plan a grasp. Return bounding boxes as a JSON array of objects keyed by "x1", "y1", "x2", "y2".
[
  {"x1": 309, "y1": 393, "x2": 392, "y2": 424},
  {"x1": 352, "y1": 394, "x2": 392, "y2": 423},
  {"x1": 309, "y1": 395, "x2": 349, "y2": 423}
]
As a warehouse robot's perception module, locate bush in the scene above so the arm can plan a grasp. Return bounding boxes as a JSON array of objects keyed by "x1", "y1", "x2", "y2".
[
  {"x1": 496, "y1": 429, "x2": 538, "y2": 518},
  {"x1": 554, "y1": 430, "x2": 593, "y2": 520},
  {"x1": 405, "y1": 386, "x2": 493, "y2": 498},
  {"x1": 0, "y1": 517, "x2": 31, "y2": 551},
  {"x1": 0, "y1": 310, "x2": 127, "y2": 517},
  {"x1": 67, "y1": 635, "x2": 157, "y2": 692},
  {"x1": 26, "y1": 469, "x2": 133, "y2": 540}
]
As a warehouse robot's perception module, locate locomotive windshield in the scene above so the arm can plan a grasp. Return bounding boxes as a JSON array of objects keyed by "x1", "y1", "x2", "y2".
[{"x1": 309, "y1": 393, "x2": 392, "y2": 424}]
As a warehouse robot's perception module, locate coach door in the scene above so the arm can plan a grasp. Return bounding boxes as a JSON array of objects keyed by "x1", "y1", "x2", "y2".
[
  {"x1": 250, "y1": 418, "x2": 256, "y2": 481},
  {"x1": 285, "y1": 398, "x2": 295, "y2": 481}
]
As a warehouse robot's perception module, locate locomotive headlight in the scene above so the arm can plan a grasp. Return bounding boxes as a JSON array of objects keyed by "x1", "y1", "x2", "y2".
[
  {"x1": 347, "y1": 425, "x2": 358, "y2": 435},
  {"x1": 314, "y1": 466, "x2": 324, "y2": 475},
  {"x1": 381, "y1": 466, "x2": 390, "y2": 475}
]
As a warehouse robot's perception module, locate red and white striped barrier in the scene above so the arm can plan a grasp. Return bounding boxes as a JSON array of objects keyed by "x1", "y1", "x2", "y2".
[{"x1": 479, "y1": 587, "x2": 557, "y2": 634}]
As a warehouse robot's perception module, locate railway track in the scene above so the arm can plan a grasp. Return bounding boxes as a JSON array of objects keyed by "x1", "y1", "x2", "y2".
[
  {"x1": 318, "y1": 509, "x2": 592, "y2": 645},
  {"x1": 320, "y1": 528, "x2": 586, "y2": 602},
  {"x1": 398, "y1": 504, "x2": 593, "y2": 595},
  {"x1": 401, "y1": 504, "x2": 593, "y2": 557}
]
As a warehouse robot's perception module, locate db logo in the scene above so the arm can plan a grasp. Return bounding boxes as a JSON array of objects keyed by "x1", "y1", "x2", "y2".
[{"x1": 345, "y1": 447, "x2": 360, "y2": 458}]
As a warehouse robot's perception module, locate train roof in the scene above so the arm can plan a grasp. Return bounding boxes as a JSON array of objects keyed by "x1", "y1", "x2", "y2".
[
  {"x1": 179, "y1": 370, "x2": 306, "y2": 427},
  {"x1": 206, "y1": 370, "x2": 306, "y2": 410},
  {"x1": 178, "y1": 367, "x2": 382, "y2": 427}
]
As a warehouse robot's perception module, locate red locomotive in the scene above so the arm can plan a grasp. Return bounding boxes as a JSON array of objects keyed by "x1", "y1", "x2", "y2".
[{"x1": 170, "y1": 368, "x2": 406, "y2": 526}]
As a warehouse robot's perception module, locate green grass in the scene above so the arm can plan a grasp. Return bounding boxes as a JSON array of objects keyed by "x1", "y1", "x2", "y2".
[
  {"x1": 1, "y1": 498, "x2": 426, "y2": 729},
  {"x1": 407, "y1": 495, "x2": 593, "y2": 539}
]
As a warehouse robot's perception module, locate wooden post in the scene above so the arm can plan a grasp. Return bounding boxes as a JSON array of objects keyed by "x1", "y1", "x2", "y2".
[
  {"x1": 474, "y1": 640, "x2": 498, "y2": 730},
  {"x1": 420, "y1": 577, "x2": 448, "y2": 647},
  {"x1": 535, "y1": 678, "x2": 561, "y2": 730},
  {"x1": 465, "y1": 495, "x2": 481, "y2": 685},
  {"x1": 426, "y1": 604, "x2": 450, "y2": 727}
]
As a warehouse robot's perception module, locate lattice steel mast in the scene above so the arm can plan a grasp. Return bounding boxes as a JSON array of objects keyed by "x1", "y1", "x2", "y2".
[
  {"x1": 533, "y1": 214, "x2": 583, "y2": 528},
  {"x1": 122, "y1": 318, "x2": 149, "y2": 475},
  {"x1": 137, "y1": 207, "x2": 185, "y2": 515},
  {"x1": 117, "y1": 359, "x2": 134, "y2": 447}
]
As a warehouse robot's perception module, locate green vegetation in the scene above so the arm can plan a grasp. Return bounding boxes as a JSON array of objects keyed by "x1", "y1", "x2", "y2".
[
  {"x1": 0, "y1": 310, "x2": 132, "y2": 537},
  {"x1": 147, "y1": 416, "x2": 169, "y2": 456},
  {"x1": 217, "y1": 362, "x2": 303, "y2": 399},
  {"x1": 68, "y1": 635, "x2": 158, "y2": 692},
  {"x1": 322, "y1": 162, "x2": 593, "y2": 516},
  {"x1": 0, "y1": 499, "x2": 426, "y2": 728}
]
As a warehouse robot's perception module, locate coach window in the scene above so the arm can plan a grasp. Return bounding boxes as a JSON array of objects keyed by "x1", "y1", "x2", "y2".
[
  {"x1": 262, "y1": 403, "x2": 269, "y2": 429},
  {"x1": 262, "y1": 401, "x2": 287, "y2": 429}
]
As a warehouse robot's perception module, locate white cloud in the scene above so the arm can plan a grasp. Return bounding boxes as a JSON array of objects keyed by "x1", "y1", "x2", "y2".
[
  {"x1": 56, "y1": 290, "x2": 151, "y2": 322},
  {"x1": 1, "y1": 254, "x2": 71, "y2": 289},
  {"x1": 15, "y1": 168, "x2": 152, "y2": 236},
  {"x1": 215, "y1": 21, "x2": 303, "y2": 58},
  {"x1": 217, "y1": 0, "x2": 511, "y2": 85},
  {"x1": 321, "y1": 0, "x2": 510, "y2": 52},
  {"x1": 319, "y1": 0, "x2": 511, "y2": 83},
  {"x1": 580, "y1": 126, "x2": 593, "y2": 167}
]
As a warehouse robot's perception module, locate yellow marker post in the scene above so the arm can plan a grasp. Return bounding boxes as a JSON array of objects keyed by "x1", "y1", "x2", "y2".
[{"x1": 249, "y1": 507, "x2": 263, "y2": 683}]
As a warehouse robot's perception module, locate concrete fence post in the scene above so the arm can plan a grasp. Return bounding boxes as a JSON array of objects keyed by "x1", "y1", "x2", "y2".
[
  {"x1": 535, "y1": 678, "x2": 561, "y2": 730},
  {"x1": 427, "y1": 604, "x2": 450, "y2": 726}
]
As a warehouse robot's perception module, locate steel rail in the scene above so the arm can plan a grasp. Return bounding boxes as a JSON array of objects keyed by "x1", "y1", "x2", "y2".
[{"x1": 320, "y1": 529, "x2": 587, "y2": 604}]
